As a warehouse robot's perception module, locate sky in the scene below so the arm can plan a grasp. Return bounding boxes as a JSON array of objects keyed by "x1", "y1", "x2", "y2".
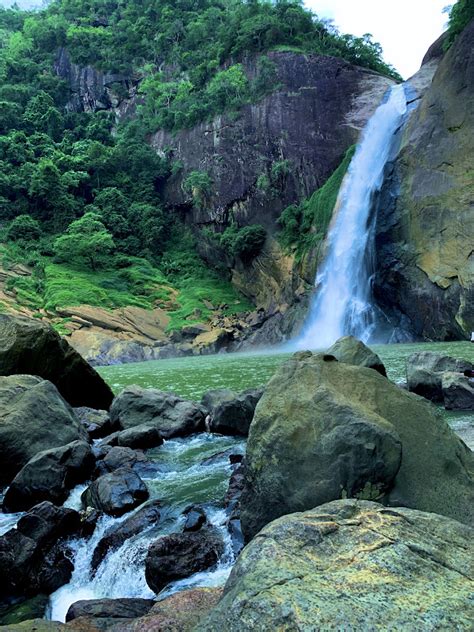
[
  {"x1": 305, "y1": 0, "x2": 449, "y2": 78},
  {"x1": 1, "y1": 0, "x2": 450, "y2": 79}
]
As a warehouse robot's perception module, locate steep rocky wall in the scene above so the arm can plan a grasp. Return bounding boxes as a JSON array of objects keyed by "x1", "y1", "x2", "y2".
[
  {"x1": 151, "y1": 52, "x2": 394, "y2": 322},
  {"x1": 374, "y1": 21, "x2": 474, "y2": 340}
]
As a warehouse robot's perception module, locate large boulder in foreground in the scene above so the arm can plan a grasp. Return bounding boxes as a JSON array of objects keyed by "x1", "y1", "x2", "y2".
[
  {"x1": 110, "y1": 386, "x2": 206, "y2": 438},
  {"x1": 0, "y1": 315, "x2": 113, "y2": 409},
  {"x1": 406, "y1": 351, "x2": 473, "y2": 402},
  {"x1": 241, "y1": 351, "x2": 474, "y2": 540},
  {"x1": 201, "y1": 500, "x2": 474, "y2": 631},
  {"x1": 326, "y1": 335, "x2": 387, "y2": 376},
  {"x1": 145, "y1": 528, "x2": 224, "y2": 594},
  {"x1": 0, "y1": 376, "x2": 86, "y2": 485},
  {"x1": 3, "y1": 440, "x2": 95, "y2": 512}
]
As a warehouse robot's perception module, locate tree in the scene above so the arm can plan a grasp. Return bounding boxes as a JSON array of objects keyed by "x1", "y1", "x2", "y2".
[
  {"x1": 6, "y1": 214, "x2": 42, "y2": 242},
  {"x1": 54, "y1": 212, "x2": 115, "y2": 271}
]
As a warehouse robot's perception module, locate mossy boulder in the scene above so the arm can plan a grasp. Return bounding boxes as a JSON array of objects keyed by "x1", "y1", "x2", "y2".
[
  {"x1": 326, "y1": 335, "x2": 386, "y2": 375},
  {"x1": 0, "y1": 376, "x2": 87, "y2": 485},
  {"x1": 201, "y1": 500, "x2": 474, "y2": 631},
  {"x1": 406, "y1": 350, "x2": 473, "y2": 402},
  {"x1": 241, "y1": 351, "x2": 474, "y2": 540},
  {"x1": 0, "y1": 314, "x2": 113, "y2": 410}
]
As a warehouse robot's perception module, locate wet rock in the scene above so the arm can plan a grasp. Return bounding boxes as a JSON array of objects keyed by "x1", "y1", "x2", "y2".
[
  {"x1": 0, "y1": 375, "x2": 86, "y2": 485},
  {"x1": 182, "y1": 505, "x2": 207, "y2": 532},
  {"x1": 224, "y1": 464, "x2": 246, "y2": 555},
  {"x1": 210, "y1": 388, "x2": 264, "y2": 437},
  {"x1": 201, "y1": 500, "x2": 474, "y2": 631},
  {"x1": 406, "y1": 351, "x2": 473, "y2": 402},
  {"x1": 3, "y1": 441, "x2": 95, "y2": 512},
  {"x1": 145, "y1": 528, "x2": 224, "y2": 594},
  {"x1": 0, "y1": 314, "x2": 113, "y2": 410},
  {"x1": 0, "y1": 594, "x2": 49, "y2": 626},
  {"x1": 0, "y1": 502, "x2": 80, "y2": 598},
  {"x1": 110, "y1": 588, "x2": 223, "y2": 632},
  {"x1": 66, "y1": 598, "x2": 155, "y2": 622},
  {"x1": 91, "y1": 500, "x2": 162, "y2": 572},
  {"x1": 110, "y1": 387, "x2": 206, "y2": 438},
  {"x1": 115, "y1": 424, "x2": 163, "y2": 450},
  {"x1": 442, "y1": 372, "x2": 474, "y2": 410},
  {"x1": 326, "y1": 335, "x2": 387, "y2": 376},
  {"x1": 82, "y1": 468, "x2": 149, "y2": 517},
  {"x1": 94, "y1": 446, "x2": 160, "y2": 480},
  {"x1": 0, "y1": 620, "x2": 65, "y2": 630},
  {"x1": 73, "y1": 408, "x2": 113, "y2": 440},
  {"x1": 201, "y1": 389, "x2": 236, "y2": 412},
  {"x1": 241, "y1": 351, "x2": 474, "y2": 541},
  {"x1": 200, "y1": 448, "x2": 243, "y2": 467}
]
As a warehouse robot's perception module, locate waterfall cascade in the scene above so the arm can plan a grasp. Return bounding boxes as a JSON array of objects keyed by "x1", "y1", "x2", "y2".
[{"x1": 295, "y1": 84, "x2": 408, "y2": 350}]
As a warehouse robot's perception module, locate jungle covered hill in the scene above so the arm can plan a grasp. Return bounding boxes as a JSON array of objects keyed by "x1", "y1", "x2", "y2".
[{"x1": 0, "y1": 0, "x2": 471, "y2": 362}]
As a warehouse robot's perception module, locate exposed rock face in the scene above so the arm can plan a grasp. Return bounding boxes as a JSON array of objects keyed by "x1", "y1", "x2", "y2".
[
  {"x1": 326, "y1": 335, "x2": 387, "y2": 376},
  {"x1": 145, "y1": 528, "x2": 224, "y2": 594},
  {"x1": 406, "y1": 351, "x2": 473, "y2": 402},
  {"x1": 374, "y1": 21, "x2": 474, "y2": 339},
  {"x1": 0, "y1": 375, "x2": 86, "y2": 485},
  {"x1": 201, "y1": 500, "x2": 474, "y2": 631},
  {"x1": 3, "y1": 440, "x2": 95, "y2": 512},
  {"x1": 240, "y1": 351, "x2": 474, "y2": 541},
  {"x1": 110, "y1": 386, "x2": 206, "y2": 438},
  {"x1": 151, "y1": 52, "x2": 393, "y2": 313},
  {"x1": 82, "y1": 467, "x2": 149, "y2": 517},
  {"x1": 0, "y1": 315, "x2": 113, "y2": 409}
]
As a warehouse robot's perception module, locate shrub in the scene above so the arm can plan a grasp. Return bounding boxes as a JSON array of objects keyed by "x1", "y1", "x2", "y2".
[
  {"x1": 6, "y1": 214, "x2": 42, "y2": 242},
  {"x1": 221, "y1": 223, "x2": 267, "y2": 262}
]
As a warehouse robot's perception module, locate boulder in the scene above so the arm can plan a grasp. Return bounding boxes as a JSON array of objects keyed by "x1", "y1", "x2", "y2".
[
  {"x1": 201, "y1": 388, "x2": 236, "y2": 412},
  {"x1": 406, "y1": 351, "x2": 473, "y2": 402},
  {"x1": 182, "y1": 505, "x2": 207, "y2": 532},
  {"x1": 94, "y1": 446, "x2": 159, "y2": 478},
  {"x1": 91, "y1": 499, "x2": 162, "y2": 572},
  {"x1": 0, "y1": 315, "x2": 113, "y2": 409},
  {"x1": 66, "y1": 598, "x2": 155, "y2": 621},
  {"x1": 241, "y1": 352, "x2": 474, "y2": 541},
  {"x1": 326, "y1": 335, "x2": 387, "y2": 376},
  {"x1": 110, "y1": 386, "x2": 206, "y2": 438},
  {"x1": 145, "y1": 528, "x2": 224, "y2": 594},
  {"x1": 201, "y1": 500, "x2": 474, "y2": 631},
  {"x1": 115, "y1": 424, "x2": 163, "y2": 450},
  {"x1": 73, "y1": 407, "x2": 113, "y2": 440},
  {"x1": 210, "y1": 388, "x2": 264, "y2": 436},
  {"x1": 0, "y1": 594, "x2": 49, "y2": 626},
  {"x1": 0, "y1": 502, "x2": 80, "y2": 598},
  {"x1": 3, "y1": 441, "x2": 95, "y2": 512},
  {"x1": 0, "y1": 375, "x2": 87, "y2": 485},
  {"x1": 107, "y1": 588, "x2": 223, "y2": 632},
  {"x1": 82, "y1": 467, "x2": 149, "y2": 517},
  {"x1": 442, "y1": 372, "x2": 474, "y2": 410}
]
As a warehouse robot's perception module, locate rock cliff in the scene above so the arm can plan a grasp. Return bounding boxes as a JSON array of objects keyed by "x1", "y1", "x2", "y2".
[{"x1": 374, "y1": 20, "x2": 474, "y2": 340}]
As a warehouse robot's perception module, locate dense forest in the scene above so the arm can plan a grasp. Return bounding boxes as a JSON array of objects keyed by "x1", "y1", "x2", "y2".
[{"x1": 0, "y1": 0, "x2": 470, "y2": 330}]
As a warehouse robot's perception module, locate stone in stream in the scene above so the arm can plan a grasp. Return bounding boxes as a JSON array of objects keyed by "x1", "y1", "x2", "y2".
[
  {"x1": 200, "y1": 500, "x2": 474, "y2": 631},
  {"x1": 182, "y1": 505, "x2": 207, "y2": 532},
  {"x1": 0, "y1": 375, "x2": 87, "y2": 485},
  {"x1": 3, "y1": 440, "x2": 95, "y2": 513},
  {"x1": 82, "y1": 467, "x2": 149, "y2": 517},
  {"x1": 241, "y1": 351, "x2": 474, "y2": 541},
  {"x1": 0, "y1": 314, "x2": 113, "y2": 410},
  {"x1": 0, "y1": 502, "x2": 81, "y2": 599},
  {"x1": 326, "y1": 335, "x2": 387, "y2": 376},
  {"x1": 208, "y1": 388, "x2": 264, "y2": 437},
  {"x1": 110, "y1": 386, "x2": 206, "y2": 438},
  {"x1": 93, "y1": 445, "x2": 160, "y2": 478},
  {"x1": 442, "y1": 372, "x2": 474, "y2": 410},
  {"x1": 73, "y1": 407, "x2": 113, "y2": 440},
  {"x1": 91, "y1": 499, "x2": 163, "y2": 572},
  {"x1": 66, "y1": 598, "x2": 156, "y2": 621},
  {"x1": 145, "y1": 528, "x2": 224, "y2": 594},
  {"x1": 112, "y1": 423, "x2": 164, "y2": 450},
  {"x1": 200, "y1": 388, "x2": 236, "y2": 412},
  {"x1": 406, "y1": 350, "x2": 473, "y2": 402}
]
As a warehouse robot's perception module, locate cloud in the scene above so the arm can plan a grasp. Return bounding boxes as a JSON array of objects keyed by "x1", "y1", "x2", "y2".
[{"x1": 305, "y1": 0, "x2": 448, "y2": 78}]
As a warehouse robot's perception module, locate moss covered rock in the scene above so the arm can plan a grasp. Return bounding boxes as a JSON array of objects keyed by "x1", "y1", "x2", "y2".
[
  {"x1": 241, "y1": 351, "x2": 474, "y2": 540},
  {"x1": 327, "y1": 335, "x2": 387, "y2": 375},
  {"x1": 201, "y1": 500, "x2": 474, "y2": 631}
]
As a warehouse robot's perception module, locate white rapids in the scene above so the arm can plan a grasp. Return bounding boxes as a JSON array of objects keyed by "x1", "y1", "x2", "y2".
[{"x1": 295, "y1": 83, "x2": 407, "y2": 349}]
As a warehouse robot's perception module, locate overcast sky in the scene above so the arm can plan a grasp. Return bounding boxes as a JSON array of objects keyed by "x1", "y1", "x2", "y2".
[{"x1": 1, "y1": 0, "x2": 450, "y2": 78}]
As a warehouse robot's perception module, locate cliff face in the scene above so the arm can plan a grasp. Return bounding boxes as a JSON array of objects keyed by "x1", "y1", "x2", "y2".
[
  {"x1": 374, "y1": 21, "x2": 474, "y2": 340},
  {"x1": 151, "y1": 52, "x2": 394, "y2": 322}
]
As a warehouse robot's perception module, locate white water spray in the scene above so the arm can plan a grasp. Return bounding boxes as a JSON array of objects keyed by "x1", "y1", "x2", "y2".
[{"x1": 295, "y1": 84, "x2": 407, "y2": 350}]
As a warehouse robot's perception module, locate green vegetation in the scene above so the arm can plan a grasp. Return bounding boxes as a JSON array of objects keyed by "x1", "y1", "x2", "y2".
[
  {"x1": 220, "y1": 223, "x2": 267, "y2": 263},
  {"x1": 445, "y1": 0, "x2": 474, "y2": 49},
  {"x1": 278, "y1": 145, "x2": 356, "y2": 260},
  {"x1": 183, "y1": 171, "x2": 213, "y2": 209}
]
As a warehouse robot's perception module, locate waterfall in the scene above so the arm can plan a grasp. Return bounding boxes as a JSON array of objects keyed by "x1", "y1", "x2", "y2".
[{"x1": 295, "y1": 84, "x2": 407, "y2": 350}]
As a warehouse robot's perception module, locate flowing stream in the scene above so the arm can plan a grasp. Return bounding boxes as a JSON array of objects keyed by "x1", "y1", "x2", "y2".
[
  {"x1": 295, "y1": 84, "x2": 408, "y2": 349},
  {"x1": 47, "y1": 433, "x2": 245, "y2": 622}
]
